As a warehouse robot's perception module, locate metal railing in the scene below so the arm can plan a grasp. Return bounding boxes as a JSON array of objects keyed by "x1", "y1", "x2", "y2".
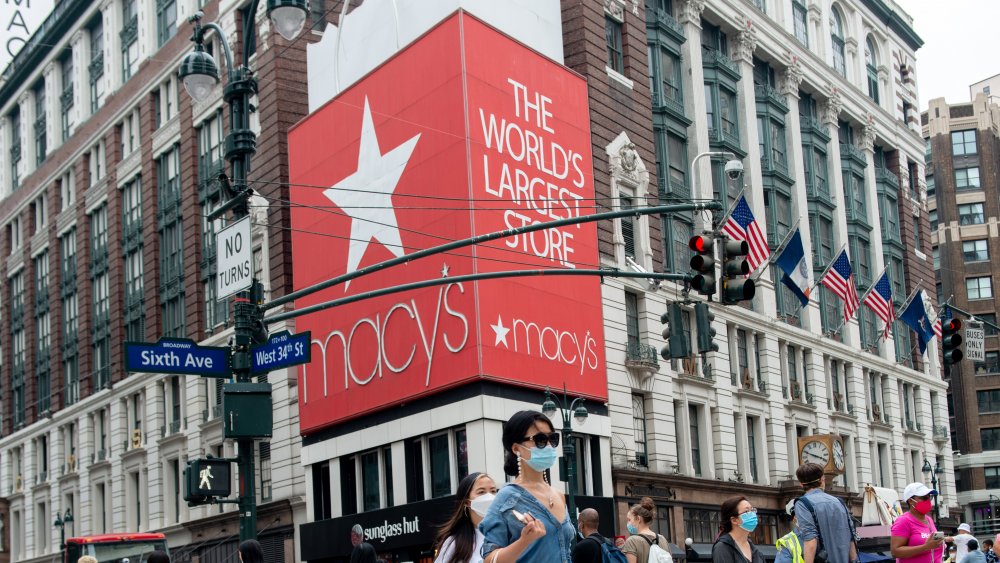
[{"x1": 626, "y1": 341, "x2": 659, "y2": 366}]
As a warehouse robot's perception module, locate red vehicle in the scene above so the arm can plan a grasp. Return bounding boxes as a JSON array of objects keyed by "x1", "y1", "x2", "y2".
[{"x1": 64, "y1": 533, "x2": 168, "y2": 563}]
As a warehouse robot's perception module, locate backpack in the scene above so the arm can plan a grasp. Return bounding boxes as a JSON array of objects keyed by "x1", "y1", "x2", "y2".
[
  {"x1": 640, "y1": 534, "x2": 673, "y2": 563},
  {"x1": 585, "y1": 535, "x2": 628, "y2": 563}
]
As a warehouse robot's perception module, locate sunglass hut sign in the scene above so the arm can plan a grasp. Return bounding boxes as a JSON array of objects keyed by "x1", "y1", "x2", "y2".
[{"x1": 289, "y1": 12, "x2": 606, "y2": 435}]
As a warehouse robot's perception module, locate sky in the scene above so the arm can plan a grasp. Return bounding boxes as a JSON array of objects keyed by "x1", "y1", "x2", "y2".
[{"x1": 906, "y1": 0, "x2": 1000, "y2": 110}]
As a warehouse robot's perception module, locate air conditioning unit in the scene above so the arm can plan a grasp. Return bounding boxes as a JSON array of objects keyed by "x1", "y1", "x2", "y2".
[
  {"x1": 131, "y1": 428, "x2": 142, "y2": 449},
  {"x1": 14, "y1": 474, "x2": 22, "y2": 492},
  {"x1": 67, "y1": 454, "x2": 76, "y2": 472}
]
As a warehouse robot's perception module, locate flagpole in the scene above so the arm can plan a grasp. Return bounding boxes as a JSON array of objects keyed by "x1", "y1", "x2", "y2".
[
  {"x1": 717, "y1": 187, "x2": 748, "y2": 231},
  {"x1": 754, "y1": 217, "x2": 801, "y2": 283},
  {"x1": 809, "y1": 243, "x2": 848, "y2": 292},
  {"x1": 857, "y1": 266, "x2": 889, "y2": 305}
]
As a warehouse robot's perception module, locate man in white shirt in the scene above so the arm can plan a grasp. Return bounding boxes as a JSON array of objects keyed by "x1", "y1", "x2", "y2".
[{"x1": 954, "y1": 523, "x2": 976, "y2": 563}]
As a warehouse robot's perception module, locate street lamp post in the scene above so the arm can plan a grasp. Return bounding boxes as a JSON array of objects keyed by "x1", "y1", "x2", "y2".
[
  {"x1": 541, "y1": 386, "x2": 588, "y2": 534},
  {"x1": 922, "y1": 458, "x2": 944, "y2": 521},
  {"x1": 178, "y1": 0, "x2": 307, "y2": 543},
  {"x1": 53, "y1": 508, "x2": 73, "y2": 549}
]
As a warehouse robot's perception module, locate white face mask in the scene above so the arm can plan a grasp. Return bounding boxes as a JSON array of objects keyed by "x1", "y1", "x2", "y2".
[{"x1": 470, "y1": 493, "x2": 496, "y2": 517}]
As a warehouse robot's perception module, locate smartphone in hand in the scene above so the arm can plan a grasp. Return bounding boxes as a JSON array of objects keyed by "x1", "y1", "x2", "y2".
[
  {"x1": 511, "y1": 510, "x2": 528, "y2": 523},
  {"x1": 932, "y1": 532, "x2": 945, "y2": 541}
]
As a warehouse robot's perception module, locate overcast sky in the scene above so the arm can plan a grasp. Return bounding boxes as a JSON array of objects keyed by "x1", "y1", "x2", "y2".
[{"x1": 907, "y1": 0, "x2": 1000, "y2": 110}]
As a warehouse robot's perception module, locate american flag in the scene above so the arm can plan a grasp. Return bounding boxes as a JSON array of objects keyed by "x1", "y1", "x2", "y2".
[
  {"x1": 721, "y1": 195, "x2": 770, "y2": 273},
  {"x1": 863, "y1": 271, "x2": 894, "y2": 338},
  {"x1": 821, "y1": 249, "x2": 860, "y2": 321}
]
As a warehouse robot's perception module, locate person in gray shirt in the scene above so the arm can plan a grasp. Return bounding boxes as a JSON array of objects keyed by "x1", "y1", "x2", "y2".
[{"x1": 793, "y1": 463, "x2": 859, "y2": 563}]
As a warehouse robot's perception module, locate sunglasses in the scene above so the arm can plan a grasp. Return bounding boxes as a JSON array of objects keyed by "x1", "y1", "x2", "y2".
[{"x1": 522, "y1": 432, "x2": 561, "y2": 448}]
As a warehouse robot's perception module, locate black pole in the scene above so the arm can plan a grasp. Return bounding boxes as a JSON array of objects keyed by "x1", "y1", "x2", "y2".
[
  {"x1": 265, "y1": 269, "x2": 693, "y2": 324},
  {"x1": 265, "y1": 202, "x2": 721, "y2": 311},
  {"x1": 189, "y1": 0, "x2": 263, "y2": 542},
  {"x1": 931, "y1": 471, "x2": 939, "y2": 521}
]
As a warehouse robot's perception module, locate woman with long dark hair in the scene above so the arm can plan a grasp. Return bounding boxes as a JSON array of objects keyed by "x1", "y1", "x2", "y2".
[
  {"x1": 238, "y1": 539, "x2": 264, "y2": 563},
  {"x1": 434, "y1": 472, "x2": 499, "y2": 563},
  {"x1": 712, "y1": 496, "x2": 765, "y2": 563},
  {"x1": 480, "y1": 410, "x2": 574, "y2": 562},
  {"x1": 350, "y1": 542, "x2": 378, "y2": 563}
]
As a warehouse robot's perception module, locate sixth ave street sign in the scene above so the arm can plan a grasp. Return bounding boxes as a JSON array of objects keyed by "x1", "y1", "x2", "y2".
[{"x1": 966, "y1": 322, "x2": 985, "y2": 362}]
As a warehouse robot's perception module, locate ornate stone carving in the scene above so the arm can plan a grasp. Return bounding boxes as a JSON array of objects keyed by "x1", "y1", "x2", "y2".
[
  {"x1": 604, "y1": 0, "x2": 624, "y2": 21},
  {"x1": 619, "y1": 142, "x2": 639, "y2": 174},
  {"x1": 780, "y1": 54, "x2": 805, "y2": 97},
  {"x1": 858, "y1": 113, "x2": 876, "y2": 152},
  {"x1": 898, "y1": 162, "x2": 910, "y2": 190},
  {"x1": 734, "y1": 16, "x2": 757, "y2": 64},
  {"x1": 807, "y1": 1, "x2": 822, "y2": 23},
  {"x1": 821, "y1": 87, "x2": 843, "y2": 125},
  {"x1": 250, "y1": 193, "x2": 269, "y2": 226},
  {"x1": 680, "y1": 0, "x2": 706, "y2": 25}
]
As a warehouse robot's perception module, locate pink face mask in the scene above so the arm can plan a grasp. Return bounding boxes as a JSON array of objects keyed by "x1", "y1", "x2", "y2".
[{"x1": 912, "y1": 499, "x2": 933, "y2": 515}]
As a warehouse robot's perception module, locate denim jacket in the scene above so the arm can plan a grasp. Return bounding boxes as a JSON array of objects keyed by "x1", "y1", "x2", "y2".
[{"x1": 479, "y1": 483, "x2": 574, "y2": 562}]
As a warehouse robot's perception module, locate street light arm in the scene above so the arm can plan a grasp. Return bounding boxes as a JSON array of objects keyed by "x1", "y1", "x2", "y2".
[{"x1": 202, "y1": 22, "x2": 235, "y2": 81}]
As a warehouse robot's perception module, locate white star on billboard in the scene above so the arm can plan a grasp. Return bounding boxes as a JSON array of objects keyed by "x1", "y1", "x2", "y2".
[{"x1": 323, "y1": 97, "x2": 420, "y2": 289}]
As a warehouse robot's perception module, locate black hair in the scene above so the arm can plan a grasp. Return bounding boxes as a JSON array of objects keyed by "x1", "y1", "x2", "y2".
[
  {"x1": 350, "y1": 542, "x2": 378, "y2": 563},
  {"x1": 796, "y1": 463, "x2": 824, "y2": 490},
  {"x1": 501, "y1": 410, "x2": 555, "y2": 476},
  {"x1": 147, "y1": 551, "x2": 170, "y2": 563},
  {"x1": 969, "y1": 539, "x2": 980, "y2": 552},
  {"x1": 434, "y1": 472, "x2": 490, "y2": 563},
  {"x1": 238, "y1": 540, "x2": 264, "y2": 563},
  {"x1": 719, "y1": 496, "x2": 749, "y2": 536}
]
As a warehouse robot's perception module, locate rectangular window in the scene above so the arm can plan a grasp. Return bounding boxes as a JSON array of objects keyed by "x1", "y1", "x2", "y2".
[
  {"x1": 684, "y1": 508, "x2": 721, "y2": 544},
  {"x1": 89, "y1": 18, "x2": 104, "y2": 114},
  {"x1": 429, "y1": 433, "x2": 451, "y2": 498},
  {"x1": 983, "y1": 428, "x2": 1000, "y2": 451},
  {"x1": 122, "y1": 177, "x2": 144, "y2": 341},
  {"x1": 913, "y1": 216, "x2": 921, "y2": 249},
  {"x1": 625, "y1": 291, "x2": 640, "y2": 352},
  {"x1": 9, "y1": 108, "x2": 20, "y2": 190},
  {"x1": 978, "y1": 390, "x2": 1000, "y2": 413},
  {"x1": 455, "y1": 428, "x2": 468, "y2": 481},
  {"x1": 259, "y1": 442, "x2": 271, "y2": 501},
  {"x1": 122, "y1": 0, "x2": 139, "y2": 80},
  {"x1": 621, "y1": 196, "x2": 635, "y2": 258},
  {"x1": 976, "y1": 351, "x2": 1000, "y2": 375},
  {"x1": 926, "y1": 175, "x2": 935, "y2": 197},
  {"x1": 929, "y1": 209, "x2": 938, "y2": 231},
  {"x1": 383, "y1": 447, "x2": 394, "y2": 507},
  {"x1": 951, "y1": 130, "x2": 977, "y2": 155},
  {"x1": 312, "y1": 462, "x2": 332, "y2": 520},
  {"x1": 959, "y1": 203, "x2": 985, "y2": 225},
  {"x1": 157, "y1": 0, "x2": 177, "y2": 47},
  {"x1": 605, "y1": 17, "x2": 624, "y2": 74},
  {"x1": 91, "y1": 205, "x2": 110, "y2": 390},
  {"x1": 340, "y1": 456, "x2": 357, "y2": 516},
  {"x1": 33, "y1": 81, "x2": 46, "y2": 165},
  {"x1": 61, "y1": 229, "x2": 79, "y2": 405},
  {"x1": 60, "y1": 55, "x2": 74, "y2": 141},
  {"x1": 955, "y1": 167, "x2": 981, "y2": 190},
  {"x1": 405, "y1": 439, "x2": 424, "y2": 503},
  {"x1": 361, "y1": 450, "x2": 380, "y2": 511},
  {"x1": 159, "y1": 145, "x2": 185, "y2": 338},
  {"x1": 986, "y1": 466, "x2": 1000, "y2": 489},
  {"x1": 792, "y1": 1, "x2": 808, "y2": 46},
  {"x1": 747, "y1": 417, "x2": 758, "y2": 482},
  {"x1": 633, "y1": 394, "x2": 648, "y2": 466},
  {"x1": 967, "y1": 276, "x2": 993, "y2": 300},
  {"x1": 689, "y1": 404, "x2": 702, "y2": 476},
  {"x1": 964, "y1": 239, "x2": 989, "y2": 262},
  {"x1": 35, "y1": 252, "x2": 51, "y2": 414}
]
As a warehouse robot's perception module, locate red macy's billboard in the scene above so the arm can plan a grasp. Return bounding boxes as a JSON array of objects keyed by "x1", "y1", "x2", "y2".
[{"x1": 289, "y1": 12, "x2": 604, "y2": 434}]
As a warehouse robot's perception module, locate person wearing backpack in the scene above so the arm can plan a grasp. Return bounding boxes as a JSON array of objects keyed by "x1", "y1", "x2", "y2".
[
  {"x1": 712, "y1": 496, "x2": 765, "y2": 563},
  {"x1": 572, "y1": 508, "x2": 627, "y2": 563},
  {"x1": 622, "y1": 497, "x2": 673, "y2": 563}
]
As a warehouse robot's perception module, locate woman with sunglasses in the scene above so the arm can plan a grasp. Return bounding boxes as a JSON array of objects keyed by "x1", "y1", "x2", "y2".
[
  {"x1": 890, "y1": 482, "x2": 944, "y2": 563},
  {"x1": 434, "y1": 472, "x2": 499, "y2": 563},
  {"x1": 480, "y1": 410, "x2": 574, "y2": 562},
  {"x1": 712, "y1": 496, "x2": 765, "y2": 563}
]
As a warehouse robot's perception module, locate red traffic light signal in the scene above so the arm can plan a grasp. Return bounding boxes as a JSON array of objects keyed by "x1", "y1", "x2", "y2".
[
  {"x1": 944, "y1": 318, "x2": 962, "y2": 332},
  {"x1": 689, "y1": 235, "x2": 712, "y2": 253},
  {"x1": 689, "y1": 234, "x2": 716, "y2": 296},
  {"x1": 942, "y1": 317, "x2": 963, "y2": 369}
]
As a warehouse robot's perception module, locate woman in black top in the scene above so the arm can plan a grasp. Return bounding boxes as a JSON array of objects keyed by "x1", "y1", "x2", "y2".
[{"x1": 712, "y1": 496, "x2": 766, "y2": 563}]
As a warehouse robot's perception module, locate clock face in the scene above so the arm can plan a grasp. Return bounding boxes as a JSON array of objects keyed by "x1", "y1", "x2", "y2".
[
  {"x1": 802, "y1": 440, "x2": 831, "y2": 466},
  {"x1": 832, "y1": 440, "x2": 845, "y2": 471}
]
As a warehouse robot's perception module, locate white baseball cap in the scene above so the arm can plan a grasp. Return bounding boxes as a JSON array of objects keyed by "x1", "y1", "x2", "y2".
[
  {"x1": 959, "y1": 523, "x2": 972, "y2": 532},
  {"x1": 902, "y1": 482, "x2": 938, "y2": 501}
]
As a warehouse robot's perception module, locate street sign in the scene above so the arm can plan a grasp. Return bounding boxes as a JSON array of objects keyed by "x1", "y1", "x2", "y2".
[
  {"x1": 125, "y1": 338, "x2": 231, "y2": 378},
  {"x1": 250, "y1": 330, "x2": 312, "y2": 374},
  {"x1": 217, "y1": 216, "x2": 253, "y2": 299},
  {"x1": 966, "y1": 321, "x2": 985, "y2": 362}
]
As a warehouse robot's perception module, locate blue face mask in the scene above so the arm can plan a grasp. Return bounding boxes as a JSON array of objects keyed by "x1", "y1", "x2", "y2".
[
  {"x1": 739, "y1": 512, "x2": 759, "y2": 533},
  {"x1": 524, "y1": 445, "x2": 558, "y2": 472},
  {"x1": 627, "y1": 523, "x2": 638, "y2": 535}
]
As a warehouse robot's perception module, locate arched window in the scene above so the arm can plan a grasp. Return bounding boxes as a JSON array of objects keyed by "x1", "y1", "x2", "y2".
[
  {"x1": 865, "y1": 36, "x2": 880, "y2": 103},
  {"x1": 831, "y1": 8, "x2": 846, "y2": 76}
]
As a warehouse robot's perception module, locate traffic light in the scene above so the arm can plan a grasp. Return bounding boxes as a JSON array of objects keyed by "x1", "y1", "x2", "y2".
[
  {"x1": 689, "y1": 233, "x2": 716, "y2": 296},
  {"x1": 942, "y1": 318, "x2": 963, "y2": 369},
  {"x1": 721, "y1": 240, "x2": 756, "y2": 305},
  {"x1": 185, "y1": 458, "x2": 233, "y2": 506},
  {"x1": 694, "y1": 302, "x2": 719, "y2": 353},
  {"x1": 660, "y1": 302, "x2": 691, "y2": 360}
]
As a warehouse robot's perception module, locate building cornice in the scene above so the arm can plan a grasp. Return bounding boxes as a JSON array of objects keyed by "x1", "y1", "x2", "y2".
[{"x1": 860, "y1": 0, "x2": 923, "y2": 51}]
